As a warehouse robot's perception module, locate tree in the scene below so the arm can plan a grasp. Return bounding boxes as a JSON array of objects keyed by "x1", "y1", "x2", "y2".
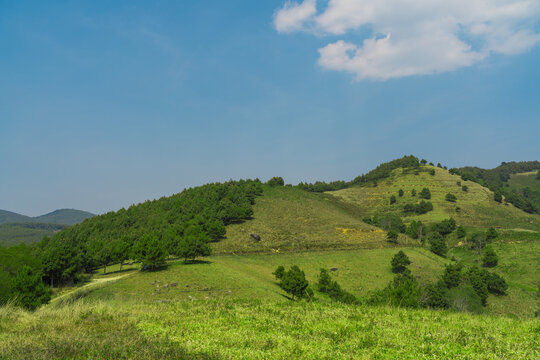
[
  {"x1": 134, "y1": 234, "x2": 168, "y2": 270},
  {"x1": 177, "y1": 225, "x2": 212, "y2": 263},
  {"x1": 456, "y1": 226, "x2": 466, "y2": 239},
  {"x1": 462, "y1": 185, "x2": 468, "y2": 192},
  {"x1": 415, "y1": 200, "x2": 434, "y2": 214},
  {"x1": 390, "y1": 195, "x2": 397, "y2": 205},
  {"x1": 467, "y1": 266, "x2": 489, "y2": 306},
  {"x1": 398, "y1": 189, "x2": 404, "y2": 197},
  {"x1": 386, "y1": 230, "x2": 399, "y2": 244},
  {"x1": 421, "y1": 159, "x2": 427, "y2": 165},
  {"x1": 486, "y1": 227, "x2": 498, "y2": 241},
  {"x1": 371, "y1": 272, "x2": 421, "y2": 308},
  {"x1": 266, "y1": 177, "x2": 284, "y2": 187},
  {"x1": 278, "y1": 265, "x2": 310, "y2": 300},
  {"x1": 317, "y1": 268, "x2": 333, "y2": 292},
  {"x1": 411, "y1": 189, "x2": 417, "y2": 197},
  {"x1": 113, "y1": 236, "x2": 132, "y2": 271},
  {"x1": 421, "y1": 281, "x2": 449, "y2": 309},
  {"x1": 273, "y1": 265, "x2": 285, "y2": 280},
  {"x1": 482, "y1": 247, "x2": 498, "y2": 267},
  {"x1": 391, "y1": 251, "x2": 411, "y2": 273},
  {"x1": 441, "y1": 263, "x2": 462, "y2": 288},
  {"x1": 494, "y1": 191, "x2": 503, "y2": 203},
  {"x1": 12, "y1": 266, "x2": 51, "y2": 310},
  {"x1": 537, "y1": 170, "x2": 540, "y2": 179},
  {"x1": 445, "y1": 193, "x2": 457, "y2": 202},
  {"x1": 434, "y1": 218, "x2": 456, "y2": 236},
  {"x1": 486, "y1": 272, "x2": 508, "y2": 295},
  {"x1": 406, "y1": 220, "x2": 424, "y2": 240},
  {"x1": 419, "y1": 188, "x2": 431, "y2": 199},
  {"x1": 429, "y1": 169, "x2": 436, "y2": 176},
  {"x1": 428, "y1": 232, "x2": 447, "y2": 257}
]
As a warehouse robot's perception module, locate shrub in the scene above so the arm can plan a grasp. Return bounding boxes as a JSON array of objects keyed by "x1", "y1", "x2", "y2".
[
  {"x1": 445, "y1": 193, "x2": 457, "y2": 202},
  {"x1": 391, "y1": 251, "x2": 411, "y2": 273},
  {"x1": 390, "y1": 195, "x2": 397, "y2": 205},
  {"x1": 405, "y1": 220, "x2": 424, "y2": 239},
  {"x1": 486, "y1": 272, "x2": 508, "y2": 295},
  {"x1": 419, "y1": 188, "x2": 431, "y2": 199},
  {"x1": 482, "y1": 247, "x2": 498, "y2": 267},
  {"x1": 414, "y1": 201, "x2": 433, "y2": 215},
  {"x1": 318, "y1": 269, "x2": 357, "y2": 304},
  {"x1": 486, "y1": 227, "x2": 498, "y2": 241},
  {"x1": 456, "y1": 226, "x2": 466, "y2": 239},
  {"x1": 469, "y1": 232, "x2": 488, "y2": 251},
  {"x1": 494, "y1": 191, "x2": 503, "y2": 203},
  {"x1": 411, "y1": 189, "x2": 416, "y2": 197},
  {"x1": 462, "y1": 185, "x2": 468, "y2": 192},
  {"x1": 447, "y1": 285, "x2": 483, "y2": 314},
  {"x1": 273, "y1": 265, "x2": 285, "y2": 280},
  {"x1": 386, "y1": 230, "x2": 399, "y2": 244},
  {"x1": 12, "y1": 266, "x2": 52, "y2": 310},
  {"x1": 398, "y1": 189, "x2": 404, "y2": 197},
  {"x1": 429, "y1": 169, "x2": 436, "y2": 176},
  {"x1": 428, "y1": 232, "x2": 447, "y2": 257},
  {"x1": 441, "y1": 263, "x2": 463, "y2": 288},
  {"x1": 457, "y1": 181, "x2": 462, "y2": 186},
  {"x1": 365, "y1": 214, "x2": 405, "y2": 233},
  {"x1": 421, "y1": 281, "x2": 449, "y2": 309},
  {"x1": 370, "y1": 272, "x2": 421, "y2": 308},
  {"x1": 434, "y1": 218, "x2": 457, "y2": 236},
  {"x1": 266, "y1": 177, "x2": 285, "y2": 187},
  {"x1": 467, "y1": 266, "x2": 489, "y2": 306}
]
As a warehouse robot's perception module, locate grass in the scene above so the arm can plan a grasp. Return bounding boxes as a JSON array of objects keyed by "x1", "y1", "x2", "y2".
[
  {"x1": 214, "y1": 186, "x2": 399, "y2": 254},
  {"x1": 329, "y1": 166, "x2": 540, "y2": 232},
  {"x1": 1, "y1": 298, "x2": 538, "y2": 359},
  {"x1": 507, "y1": 171, "x2": 540, "y2": 211}
]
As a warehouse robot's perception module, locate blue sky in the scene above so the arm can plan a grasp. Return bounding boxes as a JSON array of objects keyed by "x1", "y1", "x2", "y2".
[{"x1": 1, "y1": 0, "x2": 539, "y2": 216}]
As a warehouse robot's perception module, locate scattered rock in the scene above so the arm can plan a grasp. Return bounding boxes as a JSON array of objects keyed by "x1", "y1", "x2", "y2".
[
  {"x1": 170, "y1": 282, "x2": 178, "y2": 287},
  {"x1": 203, "y1": 287, "x2": 210, "y2": 291},
  {"x1": 185, "y1": 285, "x2": 190, "y2": 288},
  {"x1": 250, "y1": 233, "x2": 261, "y2": 241},
  {"x1": 163, "y1": 284, "x2": 169, "y2": 288},
  {"x1": 330, "y1": 267, "x2": 338, "y2": 272},
  {"x1": 241, "y1": 229, "x2": 246, "y2": 233}
]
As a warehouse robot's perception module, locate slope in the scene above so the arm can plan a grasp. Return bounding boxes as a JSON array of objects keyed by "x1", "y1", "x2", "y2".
[
  {"x1": 0, "y1": 223, "x2": 64, "y2": 246},
  {"x1": 507, "y1": 171, "x2": 540, "y2": 213},
  {"x1": 0, "y1": 210, "x2": 32, "y2": 224},
  {"x1": 213, "y1": 185, "x2": 411, "y2": 254},
  {"x1": 329, "y1": 165, "x2": 540, "y2": 233}
]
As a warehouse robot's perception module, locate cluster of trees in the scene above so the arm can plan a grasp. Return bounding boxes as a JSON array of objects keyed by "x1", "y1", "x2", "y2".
[
  {"x1": 317, "y1": 268, "x2": 357, "y2": 304},
  {"x1": 404, "y1": 200, "x2": 433, "y2": 215},
  {"x1": 0, "y1": 244, "x2": 51, "y2": 310},
  {"x1": 296, "y1": 180, "x2": 349, "y2": 192},
  {"x1": 450, "y1": 161, "x2": 540, "y2": 214},
  {"x1": 445, "y1": 193, "x2": 457, "y2": 202},
  {"x1": 370, "y1": 251, "x2": 507, "y2": 312}
]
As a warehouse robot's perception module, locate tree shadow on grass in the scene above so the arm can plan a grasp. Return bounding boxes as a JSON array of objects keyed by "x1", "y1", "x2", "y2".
[{"x1": 180, "y1": 259, "x2": 212, "y2": 265}]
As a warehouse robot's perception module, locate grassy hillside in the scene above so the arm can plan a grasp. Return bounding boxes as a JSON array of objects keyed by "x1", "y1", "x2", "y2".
[
  {"x1": 213, "y1": 185, "x2": 414, "y2": 254},
  {"x1": 33, "y1": 209, "x2": 95, "y2": 225},
  {"x1": 507, "y1": 171, "x2": 540, "y2": 212},
  {"x1": 329, "y1": 166, "x2": 540, "y2": 232},
  {"x1": 0, "y1": 223, "x2": 63, "y2": 246}
]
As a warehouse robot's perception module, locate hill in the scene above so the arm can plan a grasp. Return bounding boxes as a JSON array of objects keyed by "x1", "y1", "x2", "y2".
[
  {"x1": 33, "y1": 209, "x2": 95, "y2": 225},
  {"x1": 329, "y1": 165, "x2": 540, "y2": 233},
  {"x1": 507, "y1": 171, "x2": 540, "y2": 213},
  {"x1": 0, "y1": 210, "x2": 32, "y2": 224},
  {"x1": 0, "y1": 208, "x2": 94, "y2": 246}
]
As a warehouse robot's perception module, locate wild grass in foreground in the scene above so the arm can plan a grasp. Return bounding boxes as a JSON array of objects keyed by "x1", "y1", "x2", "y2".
[{"x1": 1, "y1": 299, "x2": 538, "y2": 359}]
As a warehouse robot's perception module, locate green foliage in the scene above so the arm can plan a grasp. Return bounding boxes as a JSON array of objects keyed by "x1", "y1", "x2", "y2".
[
  {"x1": 466, "y1": 266, "x2": 489, "y2": 306},
  {"x1": 363, "y1": 213, "x2": 405, "y2": 233},
  {"x1": 456, "y1": 226, "x2": 466, "y2": 239},
  {"x1": 12, "y1": 265, "x2": 51, "y2": 310},
  {"x1": 296, "y1": 180, "x2": 349, "y2": 192},
  {"x1": 177, "y1": 225, "x2": 212, "y2": 263},
  {"x1": 446, "y1": 285, "x2": 483, "y2": 314},
  {"x1": 411, "y1": 189, "x2": 416, "y2": 197},
  {"x1": 352, "y1": 155, "x2": 420, "y2": 185},
  {"x1": 386, "y1": 230, "x2": 398, "y2": 243},
  {"x1": 469, "y1": 232, "x2": 488, "y2": 251},
  {"x1": 421, "y1": 281, "x2": 449, "y2": 309},
  {"x1": 486, "y1": 227, "x2": 498, "y2": 241},
  {"x1": 272, "y1": 265, "x2": 285, "y2": 280},
  {"x1": 404, "y1": 201, "x2": 433, "y2": 215},
  {"x1": 428, "y1": 232, "x2": 447, "y2": 257},
  {"x1": 405, "y1": 220, "x2": 424, "y2": 239},
  {"x1": 494, "y1": 191, "x2": 503, "y2": 203},
  {"x1": 486, "y1": 272, "x2": 508, "y2": 295},
  {"x1": 482, "y1": 247, "x2": 499, "y2": 267},
  {"x1": 419, "y1": 188, "x2": 431, "y2": 199},
  {"x1": 133, "y1": 234, "x2": 168, "y2": 270},
  {"x1": 390, "y1": 195, "x2": 397, "y2": 205},
  {"x1": 276, "y1": 265, "x2": 310, "y2": 300},
  {"x1": 462, "y1": 185, "x2": 468, "y2": 192},
  {"x1": 441, "y1": 263, "x2": 462, "y2": 288},
  {"x1": 445, "y1": 193, "x2": 457, "y2": 202},
  {"x1": 266, "y1": 177, "x2": 285, "y2": 187},
  {"x1": 433, "y1": 218, "x2": 456, "y2": 236},
  {"x1": 391, "y1": 251, "x2": 411, "y2": 273},
  {"x1": 398, "y1": 189, "x2": 404, "y2": 197},
  {"x1": 429, "y1": 169, "x2": 436, "y2": 176},
  {"x1": 317, "y1": 268, "x2": 357, "y2": 304},
  {"x1": 370, "y1": 272, "x2": 422, "y2": 308}
]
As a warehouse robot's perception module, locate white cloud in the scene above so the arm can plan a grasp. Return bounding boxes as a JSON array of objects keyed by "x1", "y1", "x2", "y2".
[{"x1": 274, "y1": 0, "x2": 540, "y2": 80}]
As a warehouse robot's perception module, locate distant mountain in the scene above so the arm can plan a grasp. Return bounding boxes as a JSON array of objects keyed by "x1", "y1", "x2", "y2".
[
  {"x1": 0, "y1": 208, "x2": 95, "y2": 246},
  {"x1": 33, "y1": 209, "x2": 95, "y2": 225},
  {"x1": 0, "y1": 210, "x2": 32, "y2": 224}
]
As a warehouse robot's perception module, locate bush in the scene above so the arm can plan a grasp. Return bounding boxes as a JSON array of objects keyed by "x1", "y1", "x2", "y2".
[
  {"x1": 370, "y1": 272, "x2": 421, "y2": 308},
  {"x1": 494, "y1": 191, "x2": 503, "y2": 203},
  {"x1": 428, "y1": 232, "x2": 447, "y2": 257},
  {"x1": 12, "y1": 266, "x2": 52, "y2": 310},
  {"x1": 390, "y1": 195, "x2": 397, "y2": 205},
  {"x1": 456, "y1": 226, "x2": 466, "y2": 239},
  {"x1": 447, "y1": 285, "x2": 483, "y2": 314},
  {"x1": 445, "y1": 193, "x2": 457, "y2": 202},
  {"x1": 486, "y1": 272, "x2": 508, "y2": 295},
  {"x1": 266, "y1": 177, "x2": 285, "y2": 187},
  {"x1": 419, "y1": 188, "x2": 431, "y2": 199},
  {"x1": 398, "y1": 189, "x2": 404, "y2": 197},
  {"x1": 421, "y1": 281, "x2": 449, "y2": 309},
  {"x1": 429, "y1": 169, "x2": 436, "y2": 176},
  {"x1": 441, "y1": 263, "x2": 463, "y2": 288},
  {"x1": 405, "y1": 220, "x2": 424, "y2": 239},
  {"x1": 386, "y1": 230, "x2": 399, "y2": 244},
  {"x1": 391, "y1": 251, "x2": 411, "y2": 273},
  {"x1": 317, "y1": 269, "x2": 357, "y2": 304},
  {"x1": 434, "y1": 218, "x2": 457, "y2": 236},
  {"x1": 462, "y1": 185, "x2": 468, "y2": 192},
  {"x1": 482, "y1": 247, "x2": 498, "y2": 267},
  {"x1": 273, "y1": 265, "x2": 285, "y2": 280},
  {"x1": 277, "y1": 265, "x2": 310, "y2": 300},
  {"x1": 467, "y1": 266, "x2": 489, "y2": 306},
  {"x1": 486, "y1": 227, "x2": 498, "y2": 241},
  {"x1": 364, "y1": 214, "x2": 405, "y2": 233},
  {"x1": 411, "y1": 189, "x2": 416, "y2": 197}
]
